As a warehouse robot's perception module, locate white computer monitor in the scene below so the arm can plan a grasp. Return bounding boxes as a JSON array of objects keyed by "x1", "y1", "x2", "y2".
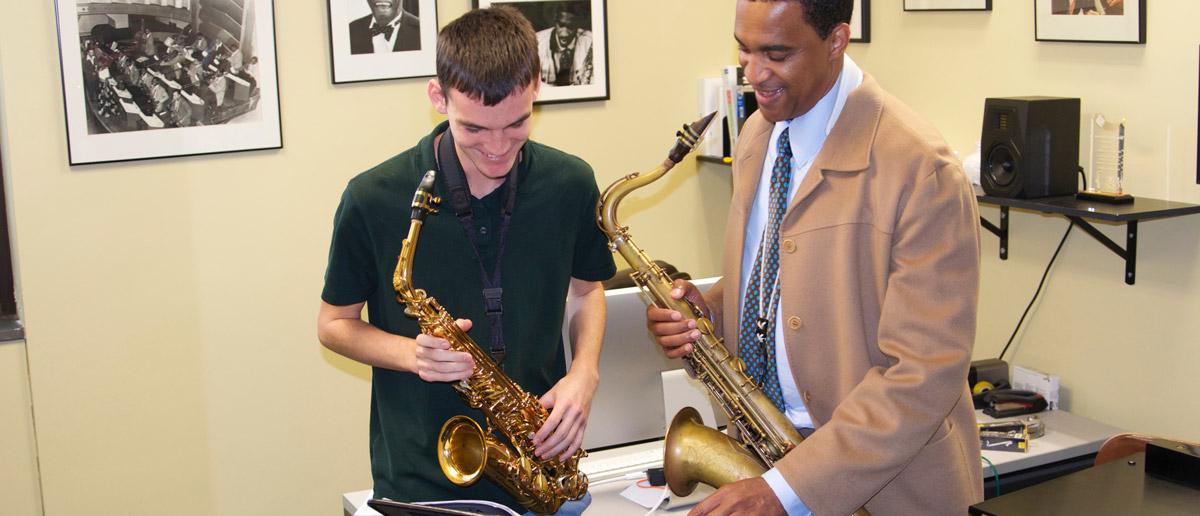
[{"x1": 562, "y1": 276, "x2": 727, "y2": 450}]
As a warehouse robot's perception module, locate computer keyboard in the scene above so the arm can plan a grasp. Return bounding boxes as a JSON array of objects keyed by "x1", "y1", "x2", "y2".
[{"x1": 579, "y1": 445, "x2": 664, "y2": 481}]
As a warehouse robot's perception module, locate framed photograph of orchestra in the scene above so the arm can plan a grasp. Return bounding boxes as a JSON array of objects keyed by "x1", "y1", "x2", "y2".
[
  {"x1": 53, "y1": 0, "x2": 282, "y2": 166},
  {"x1": 475, "y1": 0, "x2": 609, "y2": 105},
  {"x1": 1035, "y1": 0, "x2": 1145, "y2": 44},
  {"x1": 327, "y1": 0, "x2": 438, "y2": 84}
]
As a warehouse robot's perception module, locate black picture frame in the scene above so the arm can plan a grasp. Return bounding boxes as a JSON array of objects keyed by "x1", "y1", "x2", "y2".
[
  {"x1": 904, "y1": 0, "x2": 992, "y2": 11},
  {"x1": 1035, "y1": 0, "x2": 1146, "y2": 44},
  {"x1": 476, "y1": 0, "x2": 610, "y2": 105},
  {"x1": 852, "y1": 0, "x2": 871, "y2": 42},
  {"x1": 54, "y1": 0, "x2": 283, "y2": 166},
  {"x1": 327, "y1": 0, "x2": 439, "y2": 84}
]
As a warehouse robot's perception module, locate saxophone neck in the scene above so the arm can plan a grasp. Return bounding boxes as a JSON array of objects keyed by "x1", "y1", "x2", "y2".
[
  {"x1": 393, "y1": 170, "x2": 442, "y2": 296},
  {"x1": 392, "y1": 225, "x2": 421, "y2": 295},
  {"x1": 597, "y1": 166, "x2": 668, "y2": 237},
  {"x1": 597, "y1": 112, "x2": 718, "y2": 238}
]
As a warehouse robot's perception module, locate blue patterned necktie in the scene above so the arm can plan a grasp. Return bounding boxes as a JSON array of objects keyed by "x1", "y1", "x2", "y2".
[{"x1": 738, "y1": 128, "x2": 792, "y2": 411}]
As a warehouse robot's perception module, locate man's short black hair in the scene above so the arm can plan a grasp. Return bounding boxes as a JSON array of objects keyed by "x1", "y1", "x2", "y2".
[
  {"x1": 749, "y1": 0, "x2": 853, "y2": 40},
  {"x1": 436, "y1": 5, "x2": 539, "y2": 106}
]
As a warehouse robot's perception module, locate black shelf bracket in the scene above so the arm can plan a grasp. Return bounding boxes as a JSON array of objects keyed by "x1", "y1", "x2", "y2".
[
  {"x1": 976, "y1": 190, "x2": 1198, "y2": 286},
  {"x1": 1066, "y1": 217, "x2": 1138, "y2": 285},
  {"x1": 980, "y1": 206, "x2": 1009, "y2": 260}
]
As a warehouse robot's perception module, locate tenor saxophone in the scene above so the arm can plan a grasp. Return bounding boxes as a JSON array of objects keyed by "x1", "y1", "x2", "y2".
[
  {"x1": 393, "y1": 170, "x2": 587, "y2": 515},
  {"x1": 597, "y1": 115, "x2": 869, "y2": 515}
]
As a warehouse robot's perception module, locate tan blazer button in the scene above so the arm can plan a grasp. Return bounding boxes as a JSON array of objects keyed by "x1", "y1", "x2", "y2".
[
  {"x1": 783, "y1": 239, "x2": 796, "y2": 253},
  {"x1": 802, "y1": 390, "x2": 812, "y2": 404},
  {"x1": 787, "y1": 316, "x2": 802, "y2": 330}
]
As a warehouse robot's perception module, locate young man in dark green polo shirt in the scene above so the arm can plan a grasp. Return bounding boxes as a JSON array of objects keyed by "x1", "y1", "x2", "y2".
[{"x1": 317, "y1": 6, "x2": 615, "y2": 515}]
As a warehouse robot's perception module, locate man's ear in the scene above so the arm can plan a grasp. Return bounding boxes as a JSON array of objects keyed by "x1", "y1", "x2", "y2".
[
  {"x1": 826, "y1": 22, "x2": 850, "y2": 63},
  {"x1": 427, "y1": 79, "x2": 448, "y2": 115}
]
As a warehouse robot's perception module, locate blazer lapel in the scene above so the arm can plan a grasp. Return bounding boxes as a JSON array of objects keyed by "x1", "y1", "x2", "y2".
[
  {"x1": 733, "y1": 119, "x2": 772, "y2": 217},
  {"x1": 783, "y1": 73, "x2": 883, "y2": 220}
]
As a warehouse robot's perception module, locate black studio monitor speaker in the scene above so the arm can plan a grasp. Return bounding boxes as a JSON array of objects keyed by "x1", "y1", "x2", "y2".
[{"x1": 981, "y1": 97, "x2": 1081, "y2": 198}]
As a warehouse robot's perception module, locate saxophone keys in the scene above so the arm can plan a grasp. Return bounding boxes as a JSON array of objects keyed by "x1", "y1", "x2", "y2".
[{"x1": 531, "y1": 471, "x2": 550, "y2": 497}]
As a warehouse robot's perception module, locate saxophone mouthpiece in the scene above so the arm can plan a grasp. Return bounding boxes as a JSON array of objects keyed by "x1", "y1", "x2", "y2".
[
  {"x1": 410, "y1": 170, "x2": 441, "y2": 221},
  {"x1": 691, "y1": 111, "x2": 718, "y2": 139},
  {"x1": 668, "y1": 111, "x2": 718, "y2": 164}
]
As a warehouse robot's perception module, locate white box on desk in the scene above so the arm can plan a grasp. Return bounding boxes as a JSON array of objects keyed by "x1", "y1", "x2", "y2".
[{"x1": 1012, "y1": 364, "x2": 1060, "y2": 410}]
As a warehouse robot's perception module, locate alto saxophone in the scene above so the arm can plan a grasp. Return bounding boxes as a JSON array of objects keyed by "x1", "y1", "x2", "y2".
[
  {"x1": 597, "y1": 115, "x2": 869, "y2": 515},
  {"x1": 393, "y1": 170, "x2": 587, "y2": 515}
]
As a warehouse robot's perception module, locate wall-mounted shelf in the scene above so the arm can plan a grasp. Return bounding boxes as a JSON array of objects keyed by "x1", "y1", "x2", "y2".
[{"x1": 976, "y1": 187, "x2": 1200, "y2": 285}]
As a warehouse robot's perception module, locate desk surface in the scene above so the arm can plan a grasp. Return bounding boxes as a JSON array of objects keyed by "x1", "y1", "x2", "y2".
[
  {"x1": 978, "y1": 409, "x2": 1122, "y2": 476},
  {"x1": 344, "y1": 410, "x2": 1120, "y2": 515},
  {"x1": 970, "y1": 452, "x2": 1200, "y2": 515}
]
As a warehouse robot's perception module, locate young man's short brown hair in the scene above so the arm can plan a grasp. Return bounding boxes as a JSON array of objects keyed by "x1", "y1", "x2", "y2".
[{"x1": 436, "y1": 6, "x2": 539, "y2": 106}]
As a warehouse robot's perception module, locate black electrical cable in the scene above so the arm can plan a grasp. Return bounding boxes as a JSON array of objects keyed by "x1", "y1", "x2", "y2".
[{"x1": 997, "y1": 221, "x2": 1073, "y2": 361}]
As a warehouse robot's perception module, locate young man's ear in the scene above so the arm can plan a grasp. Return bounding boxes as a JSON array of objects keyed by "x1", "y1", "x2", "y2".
[{"x1": 427, "y1": 79, "x2": 448, "y2": 115}]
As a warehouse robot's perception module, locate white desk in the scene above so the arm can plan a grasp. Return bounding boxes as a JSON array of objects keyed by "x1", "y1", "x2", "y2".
[
  {"x1": 977, "y1": 409, "x2": 1122, "y2": 497},
  {"x1": 979, "y1": 409, "x2": 1120, "y2": 475},
  {"x1": 342, "y1": 410, "x2": 1120, "y2": 514}
]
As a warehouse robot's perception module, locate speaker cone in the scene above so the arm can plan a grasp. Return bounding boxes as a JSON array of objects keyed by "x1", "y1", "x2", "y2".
[{"x1": 986, "y1": 145, "x2": 1016, "y2": 187}]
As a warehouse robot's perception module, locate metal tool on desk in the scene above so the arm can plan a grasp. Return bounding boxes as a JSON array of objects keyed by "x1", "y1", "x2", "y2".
[{"x1": 979, "y1": 416, "x2": 1045, "y2": 453}]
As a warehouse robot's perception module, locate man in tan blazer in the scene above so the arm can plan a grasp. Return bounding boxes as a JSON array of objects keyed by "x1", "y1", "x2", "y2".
[{"x1": 647, "y1": 1, "x2": 982, "y2": 514}]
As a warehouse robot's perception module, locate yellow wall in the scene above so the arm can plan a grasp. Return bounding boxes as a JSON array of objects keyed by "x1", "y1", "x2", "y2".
[
  {"x1": 1, "y1": 1, "x2": 1198, "y2": 515},
  {"x1": 0, "y1": 1, "x2": 735, "y2": 515},
  {"x1": 1, "y1": 342, "x2": 41, "y2": 515},
  {"x1": 848, "y1": 2, "x2": 1200, "y2": 441}
]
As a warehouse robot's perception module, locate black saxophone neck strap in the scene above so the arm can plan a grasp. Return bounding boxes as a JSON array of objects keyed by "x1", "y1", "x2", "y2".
[{"x1": 436, "y1": 127, "x2": 519, "y2": 364}]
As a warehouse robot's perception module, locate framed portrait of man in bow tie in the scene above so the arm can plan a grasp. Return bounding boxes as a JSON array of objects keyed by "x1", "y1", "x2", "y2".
[
  {"x1": 328, "y1": 0, "x2": 438, "y2": 84},
  {"x1": 476, "y1": 0, "x2": 610, "y2": 105}
]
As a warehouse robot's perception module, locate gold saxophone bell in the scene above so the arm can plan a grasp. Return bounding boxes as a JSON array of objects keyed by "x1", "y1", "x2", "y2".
[
  {"x1": 664, "y1": 407, "x2": 764, "y2": 496},
  {"x1": 438, "y1": 416, "x2": 488, "y2": 486}
]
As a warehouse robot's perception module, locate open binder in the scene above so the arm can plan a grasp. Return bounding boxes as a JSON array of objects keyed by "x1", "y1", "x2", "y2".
[{"x1": 366, "y1": 498, "x2": 519, "y2": 516}]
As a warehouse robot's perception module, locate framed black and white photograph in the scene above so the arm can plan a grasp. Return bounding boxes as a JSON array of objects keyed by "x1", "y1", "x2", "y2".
[
  {"x1": 1035, "y1": 0, "x2": 1145, "y2": 44},
  {"x1": 851, "y1": 0, "x2": 870, "y2": 42},
  {"x1": 477, "y1": 0, "x2": 609, "y2": 105},
  {"x1": 328, "y1": 0, "x2": 437, "y2": 84},
  {"x1": 904, "y1": 0, "x2": 991, "y2": 11},
  {"x1": 54, "y1": 0, "x2": 282, "y2": 166}
]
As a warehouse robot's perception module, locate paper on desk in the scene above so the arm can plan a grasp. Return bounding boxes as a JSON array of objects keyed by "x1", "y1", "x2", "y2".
[
  {"x1": 354, "y1": 501, "x2": 383, "y2": 516},
  {"x1": 620, "y1": 482, "x2": 668, "y2": 509}
]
